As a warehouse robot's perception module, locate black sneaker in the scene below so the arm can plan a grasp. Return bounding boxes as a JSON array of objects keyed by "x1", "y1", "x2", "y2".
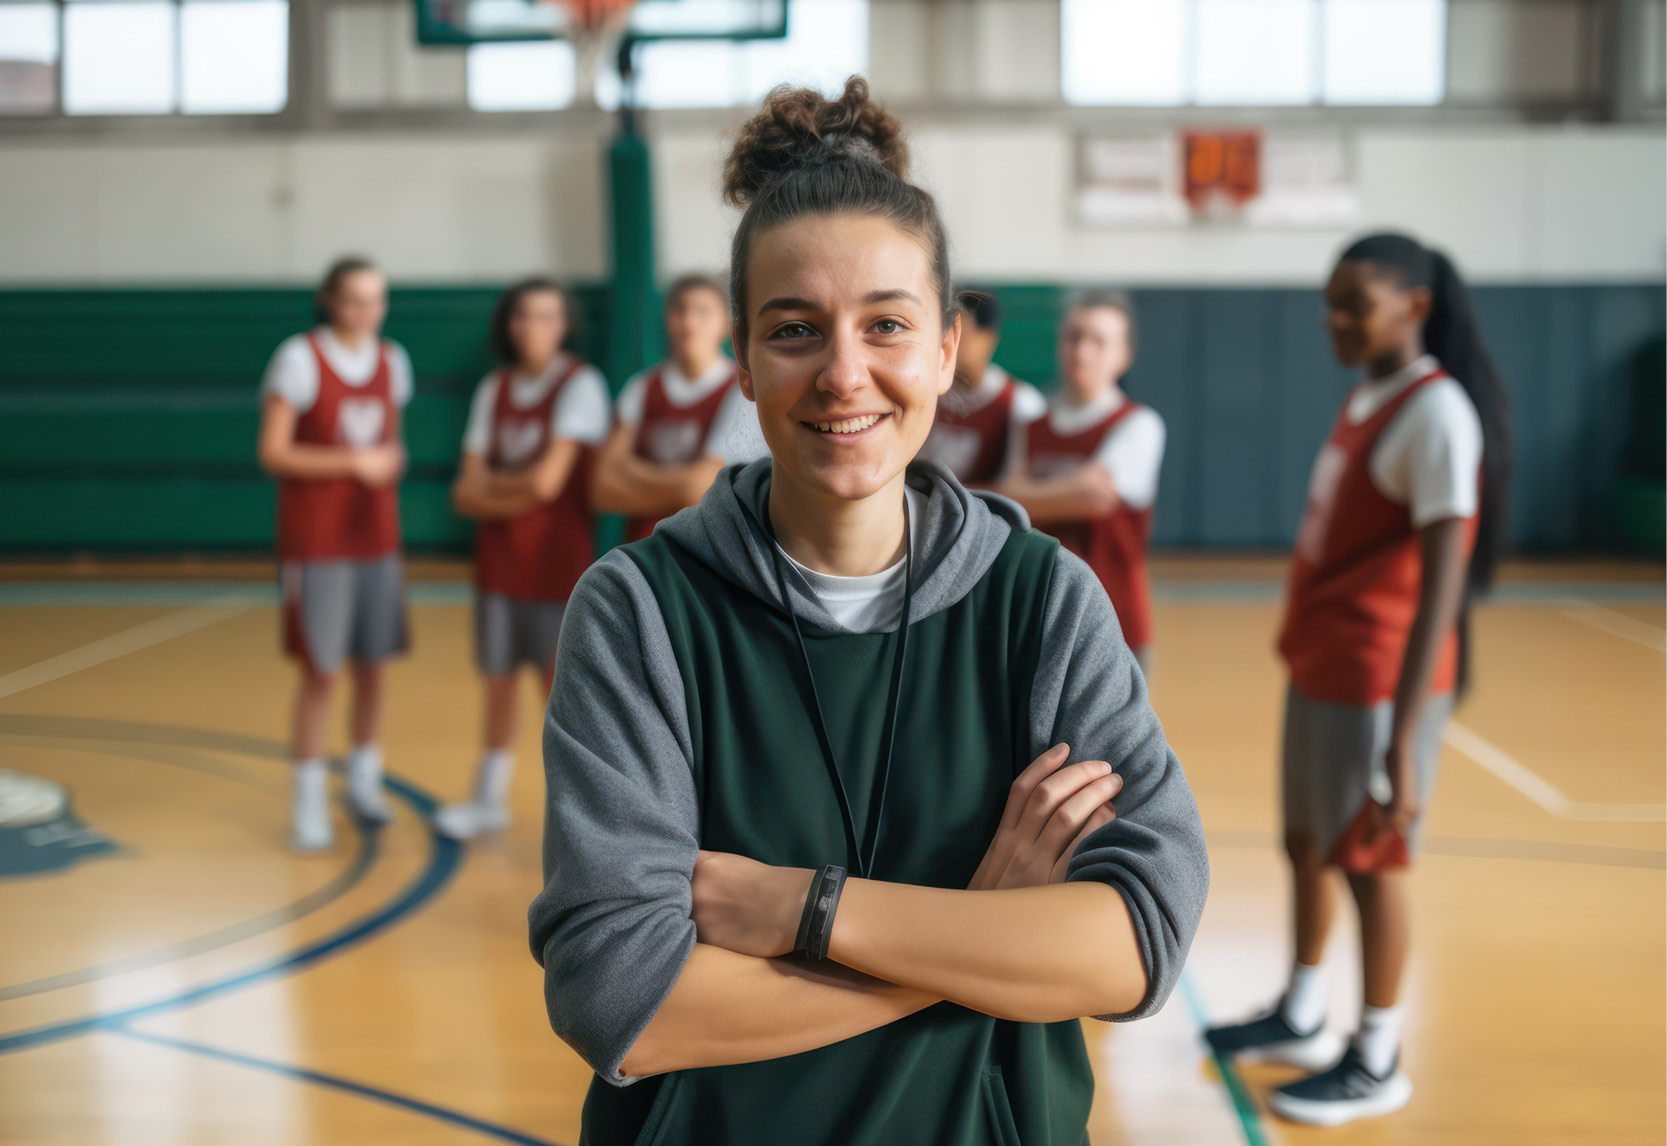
[
  {"x1": 1266, "y1": 1045, "x2": 1413, "y2": 1126},
  {"x1": 1203, "y1": 997, "x2": 1344, "y2": 1070}
]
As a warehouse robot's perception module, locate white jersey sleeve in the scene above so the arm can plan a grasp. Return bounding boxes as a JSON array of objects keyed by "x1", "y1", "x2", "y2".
[
  {"x1": 1093, "y1": 406, "x2": 1166, "y2": 512},
  {"x1": 1010, "y1": 381, "x2": 1048, "y2": 426},
  {"x1": 1370, "y1": 378, "x2": 1483, "y2": 527},
  {"x1": 384, "y1": 341, "x2": 415, "y2": 408},
  {"x1": 461, "y1": 372, "x2": 501, "y2": 456},
  {"x1": 708, "y1": 386, "x2": 769, "y2": 465},
  {"x1": 261, "y1": 334, "x2": 321, "y2": 414},
  {"x1": 614, "y1": 372, "x2": 650, "y2": 428},
  {"x1": 553, "y1": 365, "x2": 613, "y2": 446}
]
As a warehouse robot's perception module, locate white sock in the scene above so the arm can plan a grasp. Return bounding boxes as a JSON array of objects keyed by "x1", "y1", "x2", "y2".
[
  {"x1": 291, "y1": 758, "x2": 330, "y2": 841},
  {"x1": 476, "y1": 750, "x2": 514, "y2": 807},
  {"x1": 1281, "y1": 961, "x2": 1328, "y2": 1034},
  {"x1": 293, "y1": 758, "x2": 327, "y2": 803},
  {"x1": 1354, "y1": 1004, "x2": 1403, "y2": 1077},
  {"x1": 347, "y1": 743, "x2": 383, "y2": 791}
]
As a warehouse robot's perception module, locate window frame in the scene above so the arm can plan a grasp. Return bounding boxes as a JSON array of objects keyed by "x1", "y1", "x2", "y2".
[
  {"x1": 0, "y1": 0, "x2": 291, "y2": 121},
  {"x1": 1060, "y1": 0, "x2": 1450, "y2": 110},
  {"x1": 0, "y1": 0, "x2": 1646, "y2": 137}
]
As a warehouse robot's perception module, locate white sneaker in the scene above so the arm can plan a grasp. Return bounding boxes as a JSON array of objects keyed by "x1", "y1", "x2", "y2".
[
  {"x1": 433, "y1": 800, "x2": 510, "y2": 840},
  {"x1": 1267, "y1": 1047, "x2": 1413, "y2": 1126},
  {"x1": 290, "y1": 763, "x2": 335, "y2": 853},
  {"x1": 346, "y1": 750, "x2": 393, "y2": 826}
]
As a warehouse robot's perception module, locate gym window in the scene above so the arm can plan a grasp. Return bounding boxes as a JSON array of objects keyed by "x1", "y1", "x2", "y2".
[
  {"x1": 0, "y1": 0, "x2": 289, "y2": 116},
  {"x1": 1061, "y1": 0, "x2": 1446, "y2": 107}
]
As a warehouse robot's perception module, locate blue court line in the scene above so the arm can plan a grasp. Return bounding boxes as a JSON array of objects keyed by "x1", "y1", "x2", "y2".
[
  {"x1": 1178, "y1": 971, "x2": 1271, "y2": 1146},
  {"x1": 0, "y1": 826, "x2": 377, "y2": 1000},
  {"x1": 0, "y1": 747, "x2": 378, "y2": 1001},
  {"x1": 109, "y1": 1027, "x2": 566, "y2": 1146},
  {"x1": 0, "y1": 772, "x2": 462, "y2": 1058}
]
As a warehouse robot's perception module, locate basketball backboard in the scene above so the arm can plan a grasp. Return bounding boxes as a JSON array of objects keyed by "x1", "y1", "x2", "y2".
[{"x1": 415, "y1": 0, "x2": 787, "y2": 46}]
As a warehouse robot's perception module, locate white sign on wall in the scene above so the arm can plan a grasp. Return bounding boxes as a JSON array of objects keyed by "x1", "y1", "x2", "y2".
[{"x1": 1076, "y1": 130, "x2": 1360, "y2": 230}]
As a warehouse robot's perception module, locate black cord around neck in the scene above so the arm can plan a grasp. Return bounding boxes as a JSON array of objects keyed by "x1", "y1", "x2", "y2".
[{"x1": 740, "y1": 489, "x2": 913, "y2": 880}]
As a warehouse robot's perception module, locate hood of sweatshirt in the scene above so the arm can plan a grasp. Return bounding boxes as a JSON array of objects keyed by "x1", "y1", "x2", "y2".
[{"x1": 653, "y1": 456, "x2": 1031, "y2": 632}]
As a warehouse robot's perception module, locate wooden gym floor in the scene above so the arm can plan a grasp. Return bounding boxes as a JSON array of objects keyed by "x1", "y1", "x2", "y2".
[{"x1": 0, "y1": 559, "x2": 1661, "y2": 1146}]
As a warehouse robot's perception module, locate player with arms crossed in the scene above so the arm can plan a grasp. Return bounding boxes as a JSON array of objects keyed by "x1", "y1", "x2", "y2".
[
  {"x1": 257, "y1": 256, "x2": 411, "y2": 853},
  {"x1": 439, "y1": 277, "x2": 610, "y2": 840},
  {"x1": 591, "y1": 274, "x2": 764, "y2": 539},
  {"x1": 998, "y1": 292, "x2": 1165, "y2": 671},
  {"x1": 917, "y1": 290, "x2": 1045, "y2": 485}
]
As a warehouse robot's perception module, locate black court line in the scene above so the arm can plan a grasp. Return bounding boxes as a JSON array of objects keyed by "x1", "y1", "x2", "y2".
[
  {"x1": 0, "y1": 769, "x2": 462, "y2": 1057},
  {"x1": 0, "y1": 742, "x2": 378, "y2": 1002},
  {"x1": 111, "y1": 1027, "x2": 567, "y2": 1146}
]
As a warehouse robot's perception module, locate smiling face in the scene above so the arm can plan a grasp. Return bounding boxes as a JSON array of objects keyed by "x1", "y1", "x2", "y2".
[
  {"x1": 1057, "y1": 304, "x2": 1131, "y2": 405},
  {"x1": 1324, "y1": 259, "x2": 1430, "y2": 370},
  {"x1": 735, "y1": 212, "x2": 957, "y2": 505}
]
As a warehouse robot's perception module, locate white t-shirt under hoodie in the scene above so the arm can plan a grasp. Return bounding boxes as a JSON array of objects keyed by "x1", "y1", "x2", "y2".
[{"x1": 779, "y1": 487, "x2": 926, "y2": 634}]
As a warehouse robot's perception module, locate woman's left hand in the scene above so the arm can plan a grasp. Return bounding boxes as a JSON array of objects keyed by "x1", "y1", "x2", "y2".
[{"x1": 691, "y1": 850, "x2": 815, "y2": 958}]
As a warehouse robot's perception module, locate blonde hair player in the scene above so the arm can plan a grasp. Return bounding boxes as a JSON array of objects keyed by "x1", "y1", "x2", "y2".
[
  {"x1": 438, "y1": 277, "x2": 611, "y2": 840},
  {"x1": 528, "y1": 79, "x2": 1208, "y2": 1145},
  {"x1": 590, "y1": 274, "x2": 766, "y2": 537},
  {"x1": 996, "y1": 292, "x2": 1165, "y2": 671},
  {"x1": 257, "y1": 256, "x2": 412, "y2": 853}
]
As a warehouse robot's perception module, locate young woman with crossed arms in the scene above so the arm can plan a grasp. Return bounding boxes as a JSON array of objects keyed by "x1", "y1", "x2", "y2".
[{"x1": 529, "y1": 81, "x2": 1208, "y2": 1146}]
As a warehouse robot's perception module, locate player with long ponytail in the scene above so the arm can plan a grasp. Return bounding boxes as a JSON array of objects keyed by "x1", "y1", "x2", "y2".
[{"x1": 1206, "y1": 232, "x2": 1510, "y2": 1127}]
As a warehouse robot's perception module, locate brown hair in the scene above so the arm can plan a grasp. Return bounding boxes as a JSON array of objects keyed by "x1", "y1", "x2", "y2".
[
  {"x1": 665, "y1": 272, "x2": 727, "y2": 310},
  {"x1": 488, "y1": 276, "x2": 575, "y2": 366},
  {"x1": 721, "y1": 77, "x2": 955, "y2": 341},
  {"x1": 313, "y1": 255, "x2": 378, "y2": 324}
]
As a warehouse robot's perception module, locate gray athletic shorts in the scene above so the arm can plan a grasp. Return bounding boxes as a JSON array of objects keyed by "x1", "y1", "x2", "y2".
[
  {"x1": 1281, "y1": 683, "x2": 1452, "y2": 860},
  {"x1": 474, "y1": 591, "x2": 565, "y2": 677},
  {"x1": 281, "y1": 555, "x2": 408, "y2": 676}
]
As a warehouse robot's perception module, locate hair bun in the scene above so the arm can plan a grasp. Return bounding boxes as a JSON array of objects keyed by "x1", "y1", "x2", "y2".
[{"x1": 723, "y1": 76, "x2": 908, "y2": 208}]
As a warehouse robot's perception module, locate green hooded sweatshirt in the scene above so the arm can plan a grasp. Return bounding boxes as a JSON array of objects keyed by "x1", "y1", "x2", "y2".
[{"x1": 529, "y1": 458, "x2": 1208, "y2": 1146}]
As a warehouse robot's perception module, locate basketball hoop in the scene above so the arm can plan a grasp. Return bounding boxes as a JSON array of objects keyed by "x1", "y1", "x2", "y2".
[
  {"x1": 540, "y1": 0, "x2": 638, "y2": 106},
  {"x1": 545, "y1": 0, "x2": 636, "y2": 32}
]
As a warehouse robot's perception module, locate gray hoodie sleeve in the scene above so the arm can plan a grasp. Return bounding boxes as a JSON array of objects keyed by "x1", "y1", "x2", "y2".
[
  {"x1": 526, "y1": 552, "x2": 700, "y2": 1087},
  {"x1": 1033, "y1": 549, "x2": 1210, "y2": 1021}
]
